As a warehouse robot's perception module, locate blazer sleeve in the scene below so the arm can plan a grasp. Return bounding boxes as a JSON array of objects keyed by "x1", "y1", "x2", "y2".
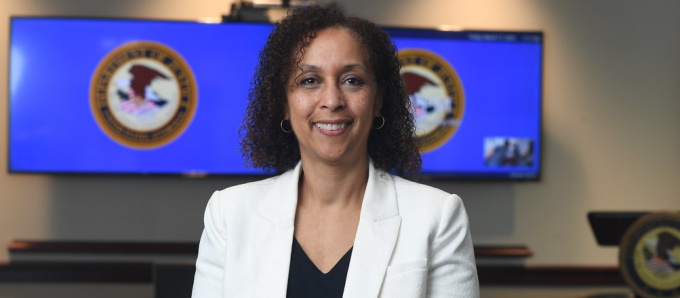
[
  {"x1": 192, "y1": 191, "x2": 226, "y2": 298},
  {"x1": 427, "y1": 194, "x2": 480, "y2": 297}
]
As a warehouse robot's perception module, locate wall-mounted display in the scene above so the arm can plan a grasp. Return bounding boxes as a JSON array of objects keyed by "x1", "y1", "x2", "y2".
[{"x1": 8, "y1": 17, "x2": 543, "y2": 179}]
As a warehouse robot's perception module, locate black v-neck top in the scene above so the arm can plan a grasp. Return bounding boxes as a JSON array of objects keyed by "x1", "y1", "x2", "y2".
[{"x1": 286, "y1": 238, "x2": 353, "y2": 298}]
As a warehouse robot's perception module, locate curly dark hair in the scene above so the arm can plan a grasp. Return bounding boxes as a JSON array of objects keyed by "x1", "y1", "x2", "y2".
[{"x1": 240, "y1": 4, "x2": 421, "y2": 178}]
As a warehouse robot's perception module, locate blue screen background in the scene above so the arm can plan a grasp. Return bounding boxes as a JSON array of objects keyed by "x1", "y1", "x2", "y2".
[
  {"x1": 389, "y1": 32, "x2": 542, "y2": 178},
  {"x1": 9, "y1": 18, "x2": 542, "y2": 178}
]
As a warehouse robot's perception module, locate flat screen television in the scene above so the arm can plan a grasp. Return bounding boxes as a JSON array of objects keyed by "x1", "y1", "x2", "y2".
[{"x1": 8, "y1": 17, "x2": 543, "y2": 179}]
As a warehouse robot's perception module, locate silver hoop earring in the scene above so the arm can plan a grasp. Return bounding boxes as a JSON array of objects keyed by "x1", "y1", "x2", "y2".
[
  {"x1": 373, "y1": 115, "x2": 385, "y2": 130},
  {"x1": 280, "y1": 119, "x2": 293, "y2": 133}
]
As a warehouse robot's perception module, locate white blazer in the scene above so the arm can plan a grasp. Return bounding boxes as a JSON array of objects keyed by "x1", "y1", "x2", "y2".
[{"x1": 192, "y1": 161, "x2": 479, "y2": 297}]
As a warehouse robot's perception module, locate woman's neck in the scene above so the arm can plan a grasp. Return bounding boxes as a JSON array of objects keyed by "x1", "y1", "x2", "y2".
[{"x1": 297, "y1": 156, "x2": 369, "y2": 209}]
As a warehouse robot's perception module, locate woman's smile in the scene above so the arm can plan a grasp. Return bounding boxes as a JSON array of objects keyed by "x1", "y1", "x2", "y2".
[{"x1": 314, "y1": 121, "x2": 351, "y2": 135}]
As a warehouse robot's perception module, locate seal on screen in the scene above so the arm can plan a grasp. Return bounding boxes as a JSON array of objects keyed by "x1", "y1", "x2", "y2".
[
  {"x1": 398, "y1": 49, "x2": 464, "y2": 153},
  {"x1": 90, "y1": 41, "x2": 197, "y2": 149},
  {"x1": 619, "y1": 212, "x2": 680, "y2": 298}
]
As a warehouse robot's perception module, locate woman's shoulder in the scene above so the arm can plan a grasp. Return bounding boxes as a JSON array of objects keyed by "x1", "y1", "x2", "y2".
[
  {"x1": 214, "y1": 173, "x2": 283, "y2": 200},
  {"x1": 389, "y1": 174, "x2": 464, "y2": 212},
  {"x1": 208, "y1": 170, "x2": 295, "y2": 209},
  {"x1": 391, "y1": 175, "x2": 460, "y2": 200},
  {"x1": 386, "y1": 174, "x2": 470, "y2": 239}
]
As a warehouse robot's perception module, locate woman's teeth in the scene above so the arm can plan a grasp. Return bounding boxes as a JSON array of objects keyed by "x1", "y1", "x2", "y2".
[{"x1": 315, "y1": 123, "x2": 346, "y2": 131}]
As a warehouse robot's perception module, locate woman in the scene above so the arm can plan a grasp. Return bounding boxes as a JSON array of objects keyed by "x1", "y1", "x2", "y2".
[{"x1": 192, "y1": 5, "x2": 479, "y2": 298}]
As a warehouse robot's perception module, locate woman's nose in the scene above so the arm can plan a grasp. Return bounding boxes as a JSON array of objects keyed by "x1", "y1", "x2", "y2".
[{"x1": 320, "y1": 84, "x2": 345, "y2": 111}]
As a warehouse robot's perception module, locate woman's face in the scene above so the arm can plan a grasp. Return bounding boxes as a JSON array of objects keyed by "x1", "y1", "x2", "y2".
[{"x1": 285, "y1": 27, "x2": 382, "y2": 166}]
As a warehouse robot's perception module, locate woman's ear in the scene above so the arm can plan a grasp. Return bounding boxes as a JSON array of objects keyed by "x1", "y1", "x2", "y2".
[
  {"x1": 283, "y1": 99, "x2": 290, "y2": 120},
  {"x1": 374, "y1": 82, "x2": 385, "y2": 116}
]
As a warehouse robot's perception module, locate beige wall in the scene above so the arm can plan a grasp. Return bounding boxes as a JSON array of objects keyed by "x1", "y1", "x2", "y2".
[{"x1": 1, "y1": 0, "x2": 678, "y2": 266}]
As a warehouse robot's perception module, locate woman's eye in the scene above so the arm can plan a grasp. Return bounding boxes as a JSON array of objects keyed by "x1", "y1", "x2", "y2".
[
  {"x1": 345, "y1": 77, "x2": 364, "y2": 85},
  {"x1": 300, "y1": 77, "x2": 317, "y2": 85}
]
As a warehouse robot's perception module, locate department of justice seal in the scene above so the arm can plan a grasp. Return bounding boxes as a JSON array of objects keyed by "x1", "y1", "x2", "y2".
[
  {"x1": 620, "y1": 212, "x2": 680, "y2": 298},
  {"x1": 398, "y1": 49, "x2": 464, "y2": 153},
  {"x1": 90, "y1": 41, "x2": 197, "y2": 149}
]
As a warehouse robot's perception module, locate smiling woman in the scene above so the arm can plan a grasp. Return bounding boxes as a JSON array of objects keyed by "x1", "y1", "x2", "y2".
[
  {"x1": 192, "y1": 5, "x2": 479, "y2": 298},
  {"x1": 285, "y1": 27, "x2": 381, "y2": 168},
  {"x1": 239, "y1": 5, "x2": 421, "y2": 177}
]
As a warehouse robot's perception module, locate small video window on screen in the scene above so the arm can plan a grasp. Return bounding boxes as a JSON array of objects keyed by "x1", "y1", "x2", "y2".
[{"x1": 484, "y1": 137, "x2": 534, "y2": 167}]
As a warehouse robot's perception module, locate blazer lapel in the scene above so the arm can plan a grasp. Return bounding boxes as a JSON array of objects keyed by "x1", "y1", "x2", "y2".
[
  {"x1": 343, "y1": 162, "x2": 401, "y2": 297},
  {"x1": 251, "y1": 163, "x2": 302, "y2": 297}
]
